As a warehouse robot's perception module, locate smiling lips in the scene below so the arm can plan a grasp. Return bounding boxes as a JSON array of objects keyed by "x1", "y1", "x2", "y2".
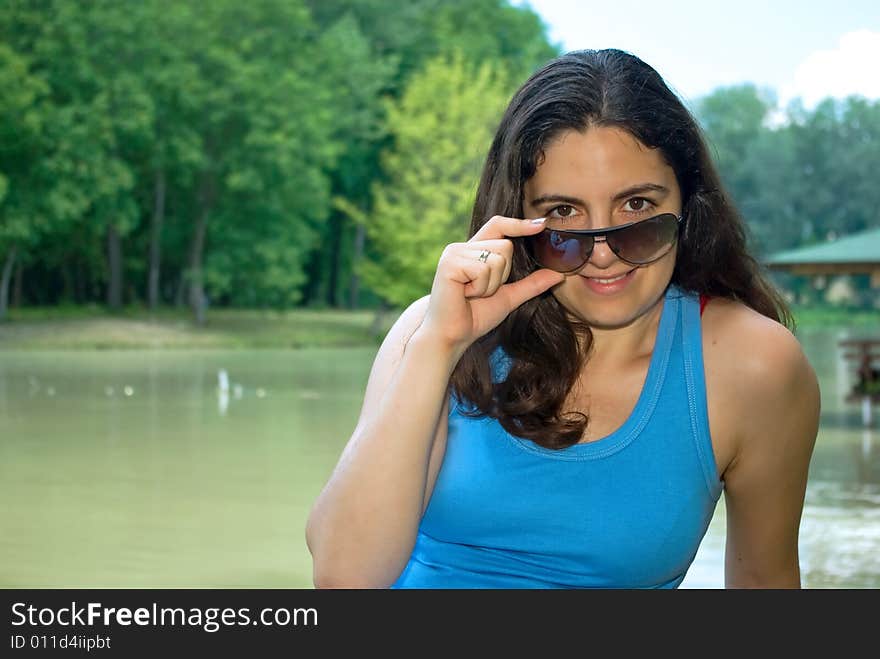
[
  {"x1": 580, "y1": 268, "x2": 636, "y2": 294},
  {"x1": 586, "y1": 270, "x2": 632, "y2": 284}
]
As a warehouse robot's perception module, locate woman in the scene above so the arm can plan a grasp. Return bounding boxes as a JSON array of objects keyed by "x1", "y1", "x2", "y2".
[{"x1": 305, "y1": 49, "x2": 820, "y2": 588}]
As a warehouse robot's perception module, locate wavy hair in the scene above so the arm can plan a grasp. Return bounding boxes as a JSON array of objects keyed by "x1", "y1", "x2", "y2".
[{"x1": 448, "y1": 49, "x2": 792, "y2": 450}]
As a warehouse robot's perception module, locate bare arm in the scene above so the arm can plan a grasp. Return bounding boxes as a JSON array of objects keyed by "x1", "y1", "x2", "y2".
[
  {"x1": 722, "y1": 320, "x2": 820, "y2": 588},
  {"x1": 305, "y1": 296, "x2": 459, "y2": 588},
  {"x1": 304, "y1": 216, "x2": 564, "y2": 588}
]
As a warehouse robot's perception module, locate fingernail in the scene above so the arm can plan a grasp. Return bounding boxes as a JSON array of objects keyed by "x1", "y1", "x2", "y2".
[{"x1": 530, "y1": 217, "x2": 546, "y2": 224}]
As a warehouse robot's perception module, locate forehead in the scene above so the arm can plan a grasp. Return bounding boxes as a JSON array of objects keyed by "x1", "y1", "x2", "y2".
[{"x1": 525, "y1": 126, "x2": 677, "y2": 196}]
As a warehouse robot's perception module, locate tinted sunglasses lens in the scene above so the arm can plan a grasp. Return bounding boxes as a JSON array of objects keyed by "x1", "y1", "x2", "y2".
[
  {"x1": 530, "y1": 229, "x2": 592, "y2": 272},
  {"x1": 607, "y1": 213, "x2": 679, "y2": 264}
]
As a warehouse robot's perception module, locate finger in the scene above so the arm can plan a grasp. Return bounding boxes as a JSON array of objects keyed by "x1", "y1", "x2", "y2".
[
  {"x1": 498, "y1": 269, "x2": 565, "y2": 310},
  {"x1": 467, "y1": 247, "x2": 510, "y2": 296},
  {"x1": 465, "y1": 239, "x2": 513, "y2": 286},
  {"x1": 466, "y1": 237, "x2": 513, "y2": 265},
  {"x1": 464, "y1": 238, "x2": 514, "y2": 261},
  {"x1": 464, "y1": 237, "x2": 514, "y2": 252},
  {"x1": 485, "y1": 251, "x2": 507, "y2": 297},
  {"x1": 471, "y1": 215, "x2": 546, "y2": 242},
  {"x1": 463, "y1": 267, "x2": 491, "y2": 298},
  {"x1": 463, "y1": 247, "x2": 500, "y2": 266},
  {"x1": 500, "y1": 250, "x2": 512, "y2": 284},
  {"x1": 449, "y1": 255, "x2": 492, "y2": 298}
]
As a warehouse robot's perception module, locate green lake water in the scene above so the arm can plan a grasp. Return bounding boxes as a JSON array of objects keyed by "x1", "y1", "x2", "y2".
[{"x1": 1, "y1": 329, "x2": 878, "y2": 588}]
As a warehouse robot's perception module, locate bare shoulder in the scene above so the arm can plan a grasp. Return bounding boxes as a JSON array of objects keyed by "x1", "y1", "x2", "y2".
[
  {"x1": 702, "y1": 297, "x2": 816, "y2": 398},
  {"x1": 701, "y1": 296, "x2": 820, "y2": 472}
]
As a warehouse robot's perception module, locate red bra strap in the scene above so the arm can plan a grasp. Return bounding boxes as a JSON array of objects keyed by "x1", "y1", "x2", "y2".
[{"x1": 699, "y1": 294, "x2": 710, "y2": 316}]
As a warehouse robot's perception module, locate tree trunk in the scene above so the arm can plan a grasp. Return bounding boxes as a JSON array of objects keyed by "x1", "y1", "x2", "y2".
[
  {"x1": 174, "y1": 269, "x2": 186, "y2": 308},
  {"x1": 0, "y1": 244, "x2": 17, "y2": 321},
  {"x1": 188, "y1": 175, "x2": 214, "y2": 325},
  {"x1": 299, "y1": 242, "x2": 324, "y2": 307},
  {"x1": 148, "y1": 169, "x2": 167, "y2": 310},
  {"x1": 74, "y1": 260, "x2": 85, "y2": 303},
  {"x1": 106, "y1": 224, "x2": 123, "y2": 309},
  {"x1": 12, "y1": 260, "x2": 22, "y2": 308},
  {"x1": 326, "y1": 214, "x2": 342, "y2": 308},
  {"x1": 349, "y1": 222, "x2": 366, "y2": 310},
  {"x1": 61, "y1": 263, "x2": 75, "y2": 303},
  {"x1": 188, "y1": 208, "x2": 208, "y2": 325}
]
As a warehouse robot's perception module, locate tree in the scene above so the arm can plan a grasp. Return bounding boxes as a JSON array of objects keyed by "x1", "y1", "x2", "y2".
[
  {"x1": 298, "y1": 13, "x2": 396, "y2": 309},
  {"x1": 1, "y1": 0, "x2": 153, "y2": 310},
  {"x1": 133, "y1": 2, "x2": 203, "y2": 310},
  {"x1": 0, "y1": 44, "x2": 48, "y2": 319},
  {"x1": 303, "y1": 0, "x2": 558, "y2": 308},
  {"x1": 353, "y1": 53, "x2": 511, "y2": 307},
  {"x1": 179, "y1": 0, "x2": 338, "y2": 316},
  {"x1": 0, "y1": 0, "x2": 560, "y2": 312}
]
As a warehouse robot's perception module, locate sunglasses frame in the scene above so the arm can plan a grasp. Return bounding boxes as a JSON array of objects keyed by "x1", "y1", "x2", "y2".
[{"x1": 526, "y1": 212, "x2": 684, "y2": 273}]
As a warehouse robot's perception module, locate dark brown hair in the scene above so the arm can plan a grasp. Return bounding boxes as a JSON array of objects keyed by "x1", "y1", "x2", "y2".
[{"x1": 448, "y1": 48, "x2": 792, "y2": 450}]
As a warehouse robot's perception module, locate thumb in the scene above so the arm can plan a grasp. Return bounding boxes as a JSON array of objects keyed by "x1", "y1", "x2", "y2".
[{"x1": 500, "y1": 269, "x2": 565, "y2": 310}]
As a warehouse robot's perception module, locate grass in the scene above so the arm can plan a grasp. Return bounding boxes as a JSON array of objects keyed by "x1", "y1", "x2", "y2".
[
  {"x1": 0, "y1": 302, "x2": 876, "y2": 350},
  {"x1": 790, "y1": 305, "x2": 880, "y2": 331},
  {"x1": 0, "y1": 306, "x2": 402, "y2": 350}
]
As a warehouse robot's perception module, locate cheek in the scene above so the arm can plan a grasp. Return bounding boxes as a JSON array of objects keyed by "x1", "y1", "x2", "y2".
[
  {"x1": 658, "y1": 250, "x2": 678, "y2": 279},
  {"x1": 549, "y1": 276, "x2": 582, "y2": 309},
  {"x1": 641, "y1": 255, "x2": 677, "y2": 292}
]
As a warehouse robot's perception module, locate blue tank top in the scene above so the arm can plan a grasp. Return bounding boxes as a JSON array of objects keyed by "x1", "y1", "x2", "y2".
[{"x1": 391, "y1": 283, "x2": 724, "y2": 589}]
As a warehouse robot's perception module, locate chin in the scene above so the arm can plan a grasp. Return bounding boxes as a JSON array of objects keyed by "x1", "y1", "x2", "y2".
[
  {"x1": 555, "y1": 281, "x2": 668, "y2": 330},
  {"x1": 577, "y1": 309, "x2": 644, "y2": 330}
]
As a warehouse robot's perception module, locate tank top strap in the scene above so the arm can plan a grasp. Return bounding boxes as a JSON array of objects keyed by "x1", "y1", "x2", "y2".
[{"x1": 680, "y1": 288, "x2": 723, "y2": 499}]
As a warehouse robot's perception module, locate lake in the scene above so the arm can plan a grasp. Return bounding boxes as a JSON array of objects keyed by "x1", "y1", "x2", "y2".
[{"x1": 1, "y1": 328, "x2": 878, "y2": 588}]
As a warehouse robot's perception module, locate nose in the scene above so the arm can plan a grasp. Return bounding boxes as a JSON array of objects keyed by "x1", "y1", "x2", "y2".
[{"x1": 585, "y1": 236, "x2": 620, "y2": 269}]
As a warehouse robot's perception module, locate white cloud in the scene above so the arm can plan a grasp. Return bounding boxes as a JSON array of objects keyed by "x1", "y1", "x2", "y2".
[{"x1": 779, "y1": 30, "x2": 880, "y2": 109}]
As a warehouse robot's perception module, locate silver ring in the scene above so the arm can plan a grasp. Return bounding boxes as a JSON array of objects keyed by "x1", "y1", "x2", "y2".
[{"x1": 477, "y1": 249, "x2": 491, "y2": 263}]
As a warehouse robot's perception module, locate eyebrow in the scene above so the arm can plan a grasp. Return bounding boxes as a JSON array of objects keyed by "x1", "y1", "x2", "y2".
[{"x1": 531, "y1": 183, "x2": 670, "y2": 207}]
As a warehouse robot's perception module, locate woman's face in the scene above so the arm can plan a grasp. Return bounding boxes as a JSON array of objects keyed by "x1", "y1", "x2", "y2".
[{"x1": 522, "y1": 125, "x2": 682, "y2": 329}]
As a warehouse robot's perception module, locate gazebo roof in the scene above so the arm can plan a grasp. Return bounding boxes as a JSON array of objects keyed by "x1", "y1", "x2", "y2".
[{"x1": 765, "y1": 226, "x2": 880, "y2": 276}]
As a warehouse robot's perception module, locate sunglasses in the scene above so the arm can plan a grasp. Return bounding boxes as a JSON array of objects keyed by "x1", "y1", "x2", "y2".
[{"x1": 525, "y1": 212, "x2": 683, "y2": 273}]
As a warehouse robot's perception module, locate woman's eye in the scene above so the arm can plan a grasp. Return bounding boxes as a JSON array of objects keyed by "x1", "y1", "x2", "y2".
[
  {"x1": 624, "y1": 197, "x2": 652, "y2": 212},
  {"x1": 550, "y1": 204, "x2": 575, "y2": 218}
]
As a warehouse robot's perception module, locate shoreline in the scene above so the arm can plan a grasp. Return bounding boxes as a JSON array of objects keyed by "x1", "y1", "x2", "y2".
[{"x1": 0, "y1": 306, "x2": 877, "y2": 350}]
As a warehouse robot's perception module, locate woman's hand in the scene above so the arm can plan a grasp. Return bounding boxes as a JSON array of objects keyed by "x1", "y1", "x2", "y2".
[{"x1": 416, "y1": 215, "x2": 565, "y2": 356}]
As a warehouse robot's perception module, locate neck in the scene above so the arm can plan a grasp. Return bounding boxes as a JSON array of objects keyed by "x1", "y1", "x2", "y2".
[{"x1": 579, "y1": 294, "x2": 666, "y2": 368}]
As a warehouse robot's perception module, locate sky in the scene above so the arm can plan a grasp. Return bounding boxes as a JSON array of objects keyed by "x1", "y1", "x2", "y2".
[{"x1": 515, "y1": 0, "x2": 880, "y2": 109}]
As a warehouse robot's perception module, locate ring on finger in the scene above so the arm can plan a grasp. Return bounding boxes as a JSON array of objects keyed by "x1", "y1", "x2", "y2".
[{"x1": 477, "y1": 249, "x2": 491, "y2": 263}]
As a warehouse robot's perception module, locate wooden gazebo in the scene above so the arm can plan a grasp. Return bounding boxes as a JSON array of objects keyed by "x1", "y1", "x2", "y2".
[
  {"x1": 765, "y1": 226, "x2": 880, "y2": 425},
  {"x1": 764, "y1": 226, "x2": 880, "y2": 287}
]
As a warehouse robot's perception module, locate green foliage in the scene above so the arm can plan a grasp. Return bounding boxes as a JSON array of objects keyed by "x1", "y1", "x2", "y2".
[
  {"x1": 305, "y1": 0, "x2": 557, "y2": 87},
  {"x1": 4, "y1": 0, "x2": 875, "y2": 316},
  {"x1": 698, "y1": 88, "x2": 880, "y2": 254},
  {"x1": 0, "y1": 0, "x2": 558, "y2": 313},
  {"x1": 300, "y1": 0, "x2": 558, "y2": 308},
  {"x1": 427, "y1": 0, "x2": 558, "y2": 83},
  {"x1": 356, "y1": 53, "x2": 511, "y2": 307},
  {"x1": 696, "y1": 88, "x2": 880, "y2": 308},
  {"x1": 0, "y1": 42, "x2": 49, "y2": 245},
  {"x1": 297, "y1": 11, "x2": 397, "y2": 307},
  {"x1": 185, "y1": 0, "x2": 339, "y2": 308},
  {"x1": 1, "y1": 0, "x2": 343, "y2": 310}
]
